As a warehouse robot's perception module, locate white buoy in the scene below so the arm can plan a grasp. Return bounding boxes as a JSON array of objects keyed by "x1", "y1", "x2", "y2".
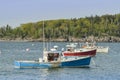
[
  {"x1": 26, "y1": 48, "x2": 30, "y2": 51},
  {"x1": 32, "y1": 44, "x2": 34, "y2": 46},
  {"x1": 0, "y1": 50, "x2": 1, "y2": 57}
]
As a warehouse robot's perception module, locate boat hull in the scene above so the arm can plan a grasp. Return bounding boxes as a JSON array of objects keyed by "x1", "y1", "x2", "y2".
[
  {"x1": 14, "y1": 57, "x2": 91, "y2": 69},
  {"x1": 61, "y1": 56, "x2": 91, "y2": 67},
  {"x1": 14, "y1": 61, "x2": 60, "y2": 68},
  {"x1": 63, "y1": 49, "x2": 96, "y2": 57},
  {"x1": 96, "y1": 47, "x2": 109, "y2": 53}
]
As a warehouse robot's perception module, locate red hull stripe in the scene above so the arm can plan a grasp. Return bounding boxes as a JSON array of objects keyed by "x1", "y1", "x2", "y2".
[{"x1": 63, "y1": 50, "x2": 96, "y2": 56}]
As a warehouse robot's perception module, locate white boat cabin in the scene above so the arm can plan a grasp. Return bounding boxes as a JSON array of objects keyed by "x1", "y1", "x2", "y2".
[{"x1": 42, "y1": 46, "x2": 61, "y2": 62}]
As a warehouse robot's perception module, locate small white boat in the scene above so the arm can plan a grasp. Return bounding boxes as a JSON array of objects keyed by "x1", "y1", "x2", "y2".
[{"x1": 96, "y1": 46, "x2": 109, "y2": 53}]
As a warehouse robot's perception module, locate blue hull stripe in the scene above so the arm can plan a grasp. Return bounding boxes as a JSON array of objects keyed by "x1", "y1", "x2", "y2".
[{"x1": 61, "y1": 57, "x2": 91, "y2": 67}]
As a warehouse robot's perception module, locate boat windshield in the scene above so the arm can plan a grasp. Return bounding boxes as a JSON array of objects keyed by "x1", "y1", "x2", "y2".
[{"x1": 47, "y1": 53, "x2": 60, "y2": 61}]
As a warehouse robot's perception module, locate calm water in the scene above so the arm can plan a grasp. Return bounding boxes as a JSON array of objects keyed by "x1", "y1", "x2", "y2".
[{"x1": 0, "y1": 41, "x2": 120, "y2": 80}]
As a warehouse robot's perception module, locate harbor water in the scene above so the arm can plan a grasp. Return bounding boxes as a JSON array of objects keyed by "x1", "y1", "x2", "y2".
[{"x1": 0, "y1": 41, "x2": 120, "y2": 80}]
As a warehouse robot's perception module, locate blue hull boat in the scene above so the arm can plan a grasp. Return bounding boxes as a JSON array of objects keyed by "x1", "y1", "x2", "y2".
[{"x1": 14, "y1": 56, "x2": 91, "y2": 69}]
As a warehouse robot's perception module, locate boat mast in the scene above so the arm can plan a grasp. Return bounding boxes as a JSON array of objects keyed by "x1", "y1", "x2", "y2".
[
  {"x1": 42, "y1": 20, "x2": 49, "y2": 62},
  {"x1": 43, "y1": 20, "x2": 45, "y2": 51}
]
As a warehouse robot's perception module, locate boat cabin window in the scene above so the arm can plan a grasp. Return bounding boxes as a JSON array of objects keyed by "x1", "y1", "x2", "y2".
[
  {"x1": 67, "y1": 47, "x2": 74, "y2": 52},
  {"x1": 67, "y1": 48, "x2": 71, "y2": 51},
  {"x1": 47, "y1": 53, "x2": 59, "y2": 61}
]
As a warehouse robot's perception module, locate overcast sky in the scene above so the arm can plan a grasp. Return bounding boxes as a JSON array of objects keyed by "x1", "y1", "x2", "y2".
[{"x1": 0, "y1": 0, "x2": 120, "y2": 27}]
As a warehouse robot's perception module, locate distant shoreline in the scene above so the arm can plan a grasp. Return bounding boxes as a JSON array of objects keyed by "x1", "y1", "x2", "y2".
[{"x1": 0, "y1": 36, "x2": 120, "y2": 42}]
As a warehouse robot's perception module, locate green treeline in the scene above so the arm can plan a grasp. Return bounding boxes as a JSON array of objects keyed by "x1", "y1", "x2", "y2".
[{"x1": 0, "y1": 14, "x2": 120, "y2": 41}]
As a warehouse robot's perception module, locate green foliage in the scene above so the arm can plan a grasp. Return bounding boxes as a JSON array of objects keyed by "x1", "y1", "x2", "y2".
[{"x1": 0, "y1": 13, "x2": 120, "y2": 40}]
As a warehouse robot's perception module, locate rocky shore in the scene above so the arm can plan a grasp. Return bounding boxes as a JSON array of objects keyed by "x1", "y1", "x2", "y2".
[{"x1": 0, "y1": 36, "x2": 120, "y2": 42}]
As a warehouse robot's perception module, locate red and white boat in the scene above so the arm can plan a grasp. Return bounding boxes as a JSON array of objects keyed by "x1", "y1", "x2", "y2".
[{"x1": 62, "y1": 43, "x2": 96, "y2": 57}]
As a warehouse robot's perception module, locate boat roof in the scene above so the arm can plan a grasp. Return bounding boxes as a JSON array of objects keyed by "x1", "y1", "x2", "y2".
[
  {"x1": 66, "y1": 43, "x2": 77, "y2": 48},
  {"x1": 44, "y1": 49, "x2": 61, "y2": 54}
]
